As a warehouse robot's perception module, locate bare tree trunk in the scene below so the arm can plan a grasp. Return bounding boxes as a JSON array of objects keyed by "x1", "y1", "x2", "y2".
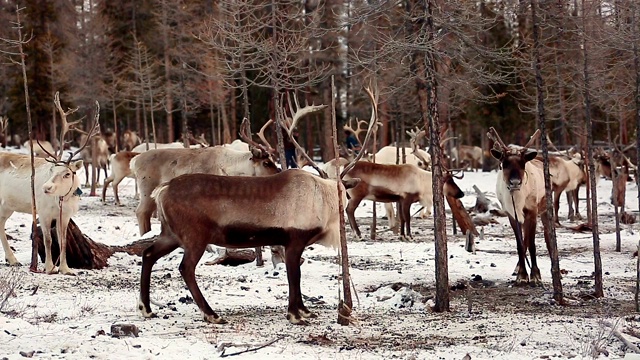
[
  {"x1": 370, "y1": 128, "x2": 377, "y2": 240},
  {"x1": 582, "y1": 0, "x2": 603, "y2": 298},
  {"x1": 14, "y1": 6, "x2": 39, "y2": 271},
  {"x1": 161, "y1": 2, "x2": 174, "y2": 143},
  {"x1": 531, "y1": 0, "x2": 563, "y2": 304},
  {"x1": 331, "y1": 77, "x2": 352, "y2": 325},
  {"x1": 633, "y1": 1, "x2": 640, "y2": 215},
  {"x1": 322, "y1": 86, "x2": 335, "y2": 162}
]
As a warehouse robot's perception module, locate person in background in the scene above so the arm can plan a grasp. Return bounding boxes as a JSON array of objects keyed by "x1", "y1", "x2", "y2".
[
  {"x1": 282, "y1": 127, "x2": 298, "y2": 169},
  {"x1": 345, "y1": 129, "x2": 361, "y2": 154}
]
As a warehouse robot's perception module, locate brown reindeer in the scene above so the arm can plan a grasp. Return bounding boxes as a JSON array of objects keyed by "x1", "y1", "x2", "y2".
[
  {"x1": 140, "y1": 171, "x2": 359, "y2": 325},
  {"x1": 488, "y1": 127, "x2": 550, "y2": 286}
]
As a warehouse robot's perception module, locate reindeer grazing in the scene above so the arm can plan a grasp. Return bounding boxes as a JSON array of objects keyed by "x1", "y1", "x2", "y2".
[
  {"x1": 0, "y1": 93, "x2": 98, "y2": 274},
  {"x1": 488, "y1": 127, "x2": 551, "y2": 286},
  {"x1": 102, "y1": 151, "x2": 140, "y2": 205},
  {"x1": 130, "y1": 121, "x2": 280, "y2": 236}
]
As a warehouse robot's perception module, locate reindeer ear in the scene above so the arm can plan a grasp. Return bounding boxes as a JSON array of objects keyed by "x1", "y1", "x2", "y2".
[
  {"x1": 490, "y1": 148, "x2": 503, "y2": 161},
  {"x1": 342, "y1": 178, "x2": 361, "y2": 189},
  {"x1": 70, "y1": 160, "x2": 83, "y2": 172},
  {"x1": 524, "y1": 150, "x2": 538, "y2": 162},
  {"x1": 250, "y1": 147, "x2": 264, "y2": 159}
]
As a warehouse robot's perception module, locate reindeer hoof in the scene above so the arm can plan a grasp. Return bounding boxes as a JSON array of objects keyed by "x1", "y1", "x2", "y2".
[
  {"x1": 59, "y1": 266, "x2": 76, "y2": 276},
  {"x1": 46, "y1": 265, "x2": 59, "y2": 274},
  {"x1": 299, "y1": 308, "x2": 317, "y2": 319},
  {"x1": 5, "y1": 258, "x2": 21, "y2": 267},
  {"x1": 138, "y1": 300, "x2": 157, "y2": 318},
  {"x1": 203, "y1": 314, "x2": 227, "y2": 324},
  {"x1": 514, "y1": 276, "x2": 529, "y2": 286},
  {"x1": 287, "y1": 313, "x2": 309, "y2": 325}
]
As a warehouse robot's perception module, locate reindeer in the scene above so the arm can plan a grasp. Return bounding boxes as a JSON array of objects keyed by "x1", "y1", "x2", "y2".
[
  {"x1": 130, "y1": 134, "x2": 209, "y2": 153},
  {"x1": 130, "y1": 120, "x2": 280, "y2": 236},
  {"x1": 488, "y1": 127, "x2": 550, "y2": 286},
  {"x1": 343, "y1": 161, "x2": 464, "y2": 239},
  {"x1": 78, "y1": 133, "x2": 110, "y2": 187},
  {"x1": 122, "y1": 130, "x2": 141, "y2": 151},
  {"x1": 451, "y1": 145, "x2": 483, "y2": 171},
  {"x1": 102, "y1": 151, "x2": 140, "y2": 205},
  {"x1": 0, "y1": 93, "x2": 98, "y2": 275},
  {"x1": 141, "y1": 170, "x2": 359, "y2": 325},
  {"x1": 139, "y1": 87, "x2": 378, "y2": 325},
  {"x1": 23, "y1": 139, "x2": 55, "y2": 158},
  {"x1": 534, "y1": 152, "x2": 587, "y2": 224}
]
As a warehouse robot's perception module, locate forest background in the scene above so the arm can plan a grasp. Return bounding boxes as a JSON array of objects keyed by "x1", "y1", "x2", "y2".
[{"x1": 0, "y1": 0, "x2": 638, "y2": 163}]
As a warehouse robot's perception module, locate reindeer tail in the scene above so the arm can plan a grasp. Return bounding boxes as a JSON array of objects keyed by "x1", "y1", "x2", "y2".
[{"x1": 151, "y1": 182, "x2": 170, "y2": 223}]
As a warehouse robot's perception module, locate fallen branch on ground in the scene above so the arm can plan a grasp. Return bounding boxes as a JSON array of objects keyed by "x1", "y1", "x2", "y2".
[{"x1": 217, "y1": 336, "x2": 285, "y2": 357}]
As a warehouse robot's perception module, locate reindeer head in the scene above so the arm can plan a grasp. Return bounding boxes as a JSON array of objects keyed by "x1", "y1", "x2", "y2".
[
  {"x1": 239, "y1": 119, "x2": 280, "y2": 175},
  {"x1": 42, "y1": 160, "x2": 84, "y2": 197},
  {"x1": 488, "y1": 127, "x2": 540, "y2": 192},
  {"x1": 443, "y1": 168, "x2": 465, "y2": 199}
]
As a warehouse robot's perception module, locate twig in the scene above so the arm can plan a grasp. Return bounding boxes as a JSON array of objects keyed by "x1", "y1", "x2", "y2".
[
  {"x1": 602, "y1": 321, "x2": 640, "y2": 354},
  {"x1": 218, "y1": 335, "x2": 285, "y2": 357}
]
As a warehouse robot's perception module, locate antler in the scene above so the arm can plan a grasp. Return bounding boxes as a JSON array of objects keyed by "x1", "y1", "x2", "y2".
[
  {"x1": 343, "y1": 118, "x2": 368, "y2": 144},
  {"x1": 284, "y1": 92, "x2": 327, "y2": 139},
  {"x1": 487, "y1": 127, "x2": 509, "y2": 152},
  {"x1": 522, "y1": 129, "x2": 541, "y2": 150},
  {"x1": 54, "y1": 91, "x2": 82, "y2": 160},
  {"x1": 66, "y1": 101, "x2": 100, "y2": 165},
  {"x1": 256, "y1": 119, "x2": 276, "y2": 154},
  {"x1": 339, "y1": 81, "x2": 380, "y2": 179},
  {"x1": 0, "y1": 116, "x2": 7, "y2": 135},
  {"x1": 407, "y1": 127, "x2": 430, "y2": 166},
  {"x1": 239, "y1": 118, "x2": 274, "y2": 155},
  {"x1": 277, "y1": 93, "x2": 328, "y2": 177},
  {"x1": 186, "y1": 133, "x2": 210, "y2": 148}
]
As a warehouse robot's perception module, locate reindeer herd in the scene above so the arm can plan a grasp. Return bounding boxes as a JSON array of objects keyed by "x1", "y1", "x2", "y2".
[{"x1": 0, "y1": 92, "x2": 636, "y2": 326}]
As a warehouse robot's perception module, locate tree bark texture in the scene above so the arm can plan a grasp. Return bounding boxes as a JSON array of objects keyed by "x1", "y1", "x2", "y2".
[{"x1": 530, "y1": 0, "x2": 563, "y2": 304}]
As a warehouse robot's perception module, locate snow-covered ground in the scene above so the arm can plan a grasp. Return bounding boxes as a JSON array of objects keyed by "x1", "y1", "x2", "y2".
[{"x1": 1, "y1": 146, "x2": 640, "y2": 359}]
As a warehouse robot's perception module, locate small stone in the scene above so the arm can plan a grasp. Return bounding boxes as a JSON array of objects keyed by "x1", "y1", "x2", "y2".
[{"x1": 111, "y1": 324, "x2": 140, "y2": 338}]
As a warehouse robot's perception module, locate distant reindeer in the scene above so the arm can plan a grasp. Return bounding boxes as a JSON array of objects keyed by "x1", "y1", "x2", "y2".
[
  {"x1": 102, "y1": 151, "x2": 140, "y2": 205},
  {"x1": 23, "y1": 139, "x2": 55, "y2": 158},
  {"x1": 0, "y1": 93, "x2": 98, "y2": 274},
  {"x1": 451, "y1": 145, "x2": 483, "y2": 171},
  {"x1": 122, "y1": 130, "x2": 141, "y2": 151},
  {"x1": 488, "y1": 127, "x2": 550, "y2": 286},
  {"x1": 78, "y1": 133, "x2": 110, "y2": 188}
]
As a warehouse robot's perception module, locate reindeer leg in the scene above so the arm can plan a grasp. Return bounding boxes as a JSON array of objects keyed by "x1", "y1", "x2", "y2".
[
  {"x1": 346, "y1": 197, "x2": 363, "y2": 239},
  {"x1": 508, "y1": 215, "x2": 528, "y2": 285},
  {"x1": 57, "y1": 214, "x2": 75, "y2": 276},
  {"x1": 102, "y1": 174, "x2": 114, "y2": 203},
  {"x1": 136, "y1": 195, "x2": 156, "y2": 236},
  {"x1": 574, "y1": 185, "x2": 583, "y2": 220},
  {"x1": 401, "y1": 198, "x2": 412, "y2": 240},
  {"x1": 83, "y1": 163, "x2": 90, "y2": 187},
  {"x1": 138, "y1": 234, "x2": 179, "y2": 318},
  {"x1": 553, "y1": 189, "x2": 562, "y2": 225},
  {"x1": 385, "y1": 203, "x2": 399, "y2": 234},
  {"x1": 566, "y1": 191, "x2": 575, "y2": 221},
  {"x1": 0, "y1": 211, "x2": 20, "y2": 266},
  {"x1": 524, "y1": 212, "x2": 542, "y2": 286},
  {"x1": 41, "y1": 219, "x2": 58, "y2": 274},
  {"x1": 112, "y1": 174, "x2": 124, "y2": 206},
  {"x1": 285, "y1": 241, "x2": 312, "y2": 325},
  {"x1": 179, "y1": 241, "x2": 227, "y2": 324}
]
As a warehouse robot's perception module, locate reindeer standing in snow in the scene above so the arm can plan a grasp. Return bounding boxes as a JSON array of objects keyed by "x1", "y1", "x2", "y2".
[
  {"x1": 0, "y1": 93, "x2": 98, "y2": 274},
  {"x1": 488, "y1": 127, "x2": 551, "y2": 286}
]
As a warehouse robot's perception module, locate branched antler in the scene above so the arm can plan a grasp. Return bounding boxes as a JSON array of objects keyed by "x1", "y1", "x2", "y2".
[
  {"x1": 239, "y1": 118, "x2": 274, "y2": 156},
  {"x1": 256, "y1": 119, "x2": 276, "y2": 154},
  {"x1": 343, "y1": 118, "x2": 368, "y2": 144},
  {"x1": 339, "y1": 81, "x2": 380, "y2": 179},
  {"x1": 276, "y1": 93, "x2": 328, "y2": 177},
  {"x1": 407, "y1": 127, "x2": 430, "y2": 166}
]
